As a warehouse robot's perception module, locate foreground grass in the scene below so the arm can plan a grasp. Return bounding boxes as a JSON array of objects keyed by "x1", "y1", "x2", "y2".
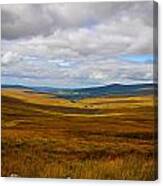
[
  {"x1": 1, "y1": 89, "x2": 157, "y2": 180},
  {"x1": 1, "y1": 149, "x2": 155, "y2": 180}
]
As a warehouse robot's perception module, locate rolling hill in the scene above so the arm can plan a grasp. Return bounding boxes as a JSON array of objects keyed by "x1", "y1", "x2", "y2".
[{"x1": 2, "y1": 83, "x2": 156, "y2": 100}]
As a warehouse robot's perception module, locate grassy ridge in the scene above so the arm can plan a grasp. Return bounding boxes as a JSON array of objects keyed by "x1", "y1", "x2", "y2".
[{"x1": 1, "y1": 89, "x2": 157, "y2": 180}]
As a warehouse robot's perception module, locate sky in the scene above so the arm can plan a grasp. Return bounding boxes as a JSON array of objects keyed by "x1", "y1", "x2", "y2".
[{"x1": 1, "y1": 1, "x2": 155, "y2": 88}]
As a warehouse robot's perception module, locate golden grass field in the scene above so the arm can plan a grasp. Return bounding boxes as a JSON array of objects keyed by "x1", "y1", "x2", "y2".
[{"x1": 1, "y1": 88, "x2": 158, "y2": 180}]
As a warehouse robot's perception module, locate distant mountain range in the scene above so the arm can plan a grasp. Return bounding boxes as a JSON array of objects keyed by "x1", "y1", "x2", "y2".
[{"x1": 2, "y1": 83, "x2": 157, "y2": 100}]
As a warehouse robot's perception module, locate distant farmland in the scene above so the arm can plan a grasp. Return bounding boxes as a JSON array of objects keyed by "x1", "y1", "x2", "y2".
[{"x1": 1, "y1": 88, "x2": 157, "y2": 180}]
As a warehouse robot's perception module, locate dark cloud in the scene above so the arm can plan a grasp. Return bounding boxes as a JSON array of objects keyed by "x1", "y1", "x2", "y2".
[{"x1": 1, "y1": 2, "x2": 153, "y2": 40}]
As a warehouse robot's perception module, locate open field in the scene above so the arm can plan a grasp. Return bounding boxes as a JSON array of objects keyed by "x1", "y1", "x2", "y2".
[{"x1": 1, "y1": 88, "x2": 157, "y2": 180}]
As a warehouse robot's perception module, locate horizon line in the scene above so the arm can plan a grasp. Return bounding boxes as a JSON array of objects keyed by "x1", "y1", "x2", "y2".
[{"x1": 1, "y1": 82, "x2": 156, "y2": 90}]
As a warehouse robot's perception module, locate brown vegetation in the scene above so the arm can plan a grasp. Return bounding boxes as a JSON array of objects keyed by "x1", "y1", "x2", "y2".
[{"x1": 1, "y1": 89, "x2": 157, "y2": 180}]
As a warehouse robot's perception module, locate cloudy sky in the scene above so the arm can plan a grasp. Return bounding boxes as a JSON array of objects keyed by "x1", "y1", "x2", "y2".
[{"x1": 1, "y1": 1, "x2": 155, "y2": 88}]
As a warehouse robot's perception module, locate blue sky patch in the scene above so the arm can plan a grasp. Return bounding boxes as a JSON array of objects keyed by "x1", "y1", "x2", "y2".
[{"x1": 119, "y1": 54, "x2": 154, "y2": 63}]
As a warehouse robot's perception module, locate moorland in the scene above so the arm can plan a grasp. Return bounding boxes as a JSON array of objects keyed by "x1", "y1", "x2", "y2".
[{"x1": 1, "y1": 86, "x2": 157, "y2": 180}]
